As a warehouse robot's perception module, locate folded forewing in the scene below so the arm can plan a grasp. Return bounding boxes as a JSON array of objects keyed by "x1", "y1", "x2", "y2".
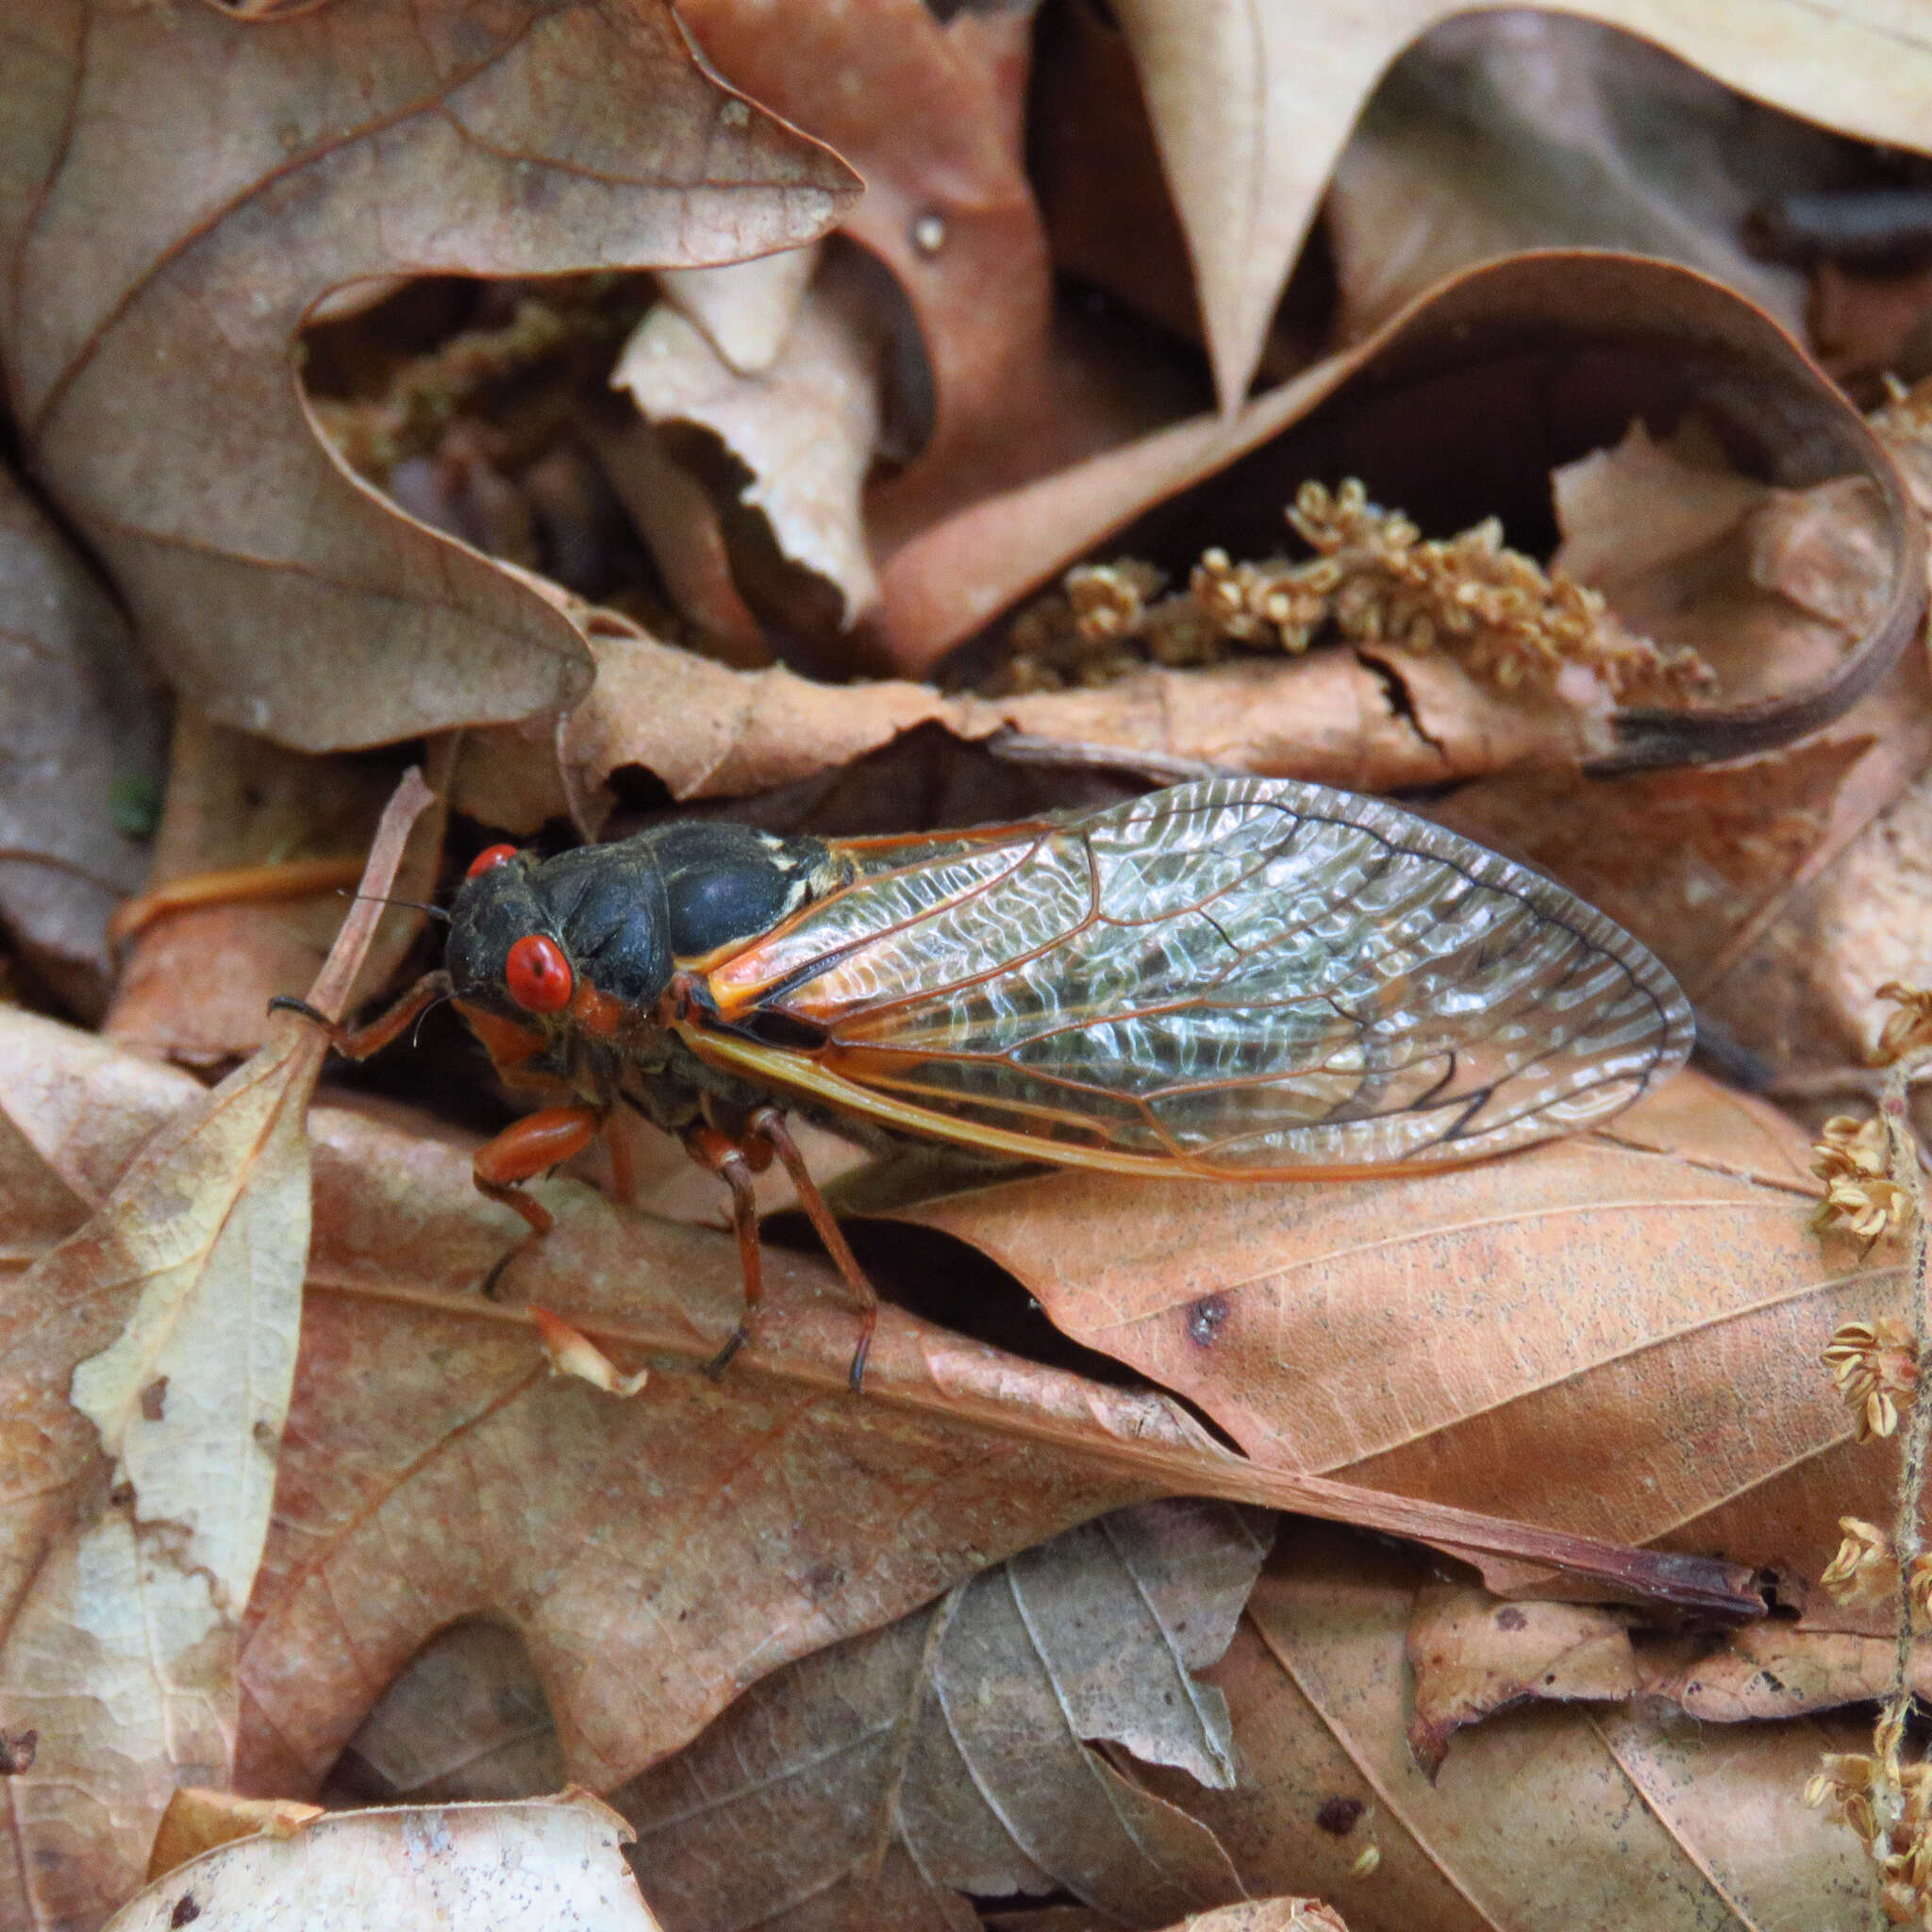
[{"x1": 692, "y1": 779, "x2": 1692, "y2": 1174}]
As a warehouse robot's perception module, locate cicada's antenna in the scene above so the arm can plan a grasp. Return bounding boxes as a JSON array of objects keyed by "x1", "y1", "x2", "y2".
[{"x1": 337, "y1": 891, "x2": 452, "y2": 924}]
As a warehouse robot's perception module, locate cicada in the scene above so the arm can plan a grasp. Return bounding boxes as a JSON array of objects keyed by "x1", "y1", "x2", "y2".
[{"x1": 291, "y1": 776, "x2": 1692, "y2": 1385}]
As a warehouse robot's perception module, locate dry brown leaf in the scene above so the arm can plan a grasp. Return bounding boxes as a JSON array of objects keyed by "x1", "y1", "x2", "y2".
[
  {"x1": 611, "y1": 1500, "x2": 1265, "y2": 1930},
  {"x1": 104, "y1": 1790, "x2": 658, "y2": 1932},
  {"x1": 0, "y1": 1019, "x2": 1750, "y2": 1833},
  {"x1": 451, "y1": 623, "x2": 1602, "y2": 836},
  {"x1": 325, "y1": 1621, "x2": 567, "y2": 1807},
  {"x1": 0, "y1": 0, "x2": 853, "y2": 751},
  {"x1": 146, "y1": 1789, "x2": 324, "y2": 1885},
  {"x1": 1324, "y1": 16, "x2": 1829, "y2": 345},
  {"x1": 1109, "y1": 0, "x2": 1932, "y2": 408},
  {"x1": 889, "y1": 1069, "x2": 1898, "y2": 1606},
  {"x1": 613, "y1": 253, "x2": 886, "y2": 639},
  {"x1": 1407, "y1": 1580, "x2": 1932, "y2": 1772},
  {"x1": 1405, "y1": 1586, "x2": 1641, "y2": 1776},
  {"x1": 1145, "y1": 1527, "x2": 1874, "y2": 1932},
  {"x1": 1162, "y1": 1908, "x2": 1348, "y2": 1932},
  {"x1": 0, "y1": 465, "x2": 164, "y2": 1020},
  {"x1": 875, "y1": 255, "x2": 1922, "y2": 778},
  {"x1": 0, "y1": 773, "x2": 431, "y2": 1927},
  {"x1": 105, "y1": 714, "x2": 449, "y2": 1066}
]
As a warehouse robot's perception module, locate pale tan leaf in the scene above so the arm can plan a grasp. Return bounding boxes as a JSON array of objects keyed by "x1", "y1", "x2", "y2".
[
  {"x1": 104, "y1": 1790, "x2": 658, "y2": 1932},
  {"x1": 613, "y1": 257, "x2": 885, "y2": 631},
  {"x1": 0, "y1": 0, "x2": 853, "y2": 751},
  {"x1": 657, "y1": 244, "x2": 821, "y2": 377},
  {"x1": 0, "y1": 466, "x2": 164, "y2": 1021},
  {"x1": 611, "y1": 1500, "x2": 1263, "y2": 1930},
  {"x1": 0, "y1": 774, "x2": 431, "y2": 1926},
  {"x1": 1110, "y1": 0, "x2": 1932, "y2": 407}
]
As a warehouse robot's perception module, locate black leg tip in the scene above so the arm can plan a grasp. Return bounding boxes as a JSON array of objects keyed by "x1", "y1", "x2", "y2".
[
  {"x1": 704, "y1": 1325, "x2": 749, "y2": 1380},
  {"x1": 268, "y1": 995, "x2": 332, "y2": 1029}
]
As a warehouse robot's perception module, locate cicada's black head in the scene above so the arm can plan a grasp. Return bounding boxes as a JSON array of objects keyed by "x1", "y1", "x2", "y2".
[{"x1": 445, "y1": 841, "x2": 673, "y2": 1031}]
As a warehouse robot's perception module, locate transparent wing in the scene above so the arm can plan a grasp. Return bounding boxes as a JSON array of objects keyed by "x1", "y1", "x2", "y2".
[{"x1": 687, "y1": 778, "x2": 1692, "y2": 1175}]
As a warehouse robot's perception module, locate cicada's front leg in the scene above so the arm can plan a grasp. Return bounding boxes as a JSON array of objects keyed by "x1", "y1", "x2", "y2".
[
  {"x1": 686, "y1": 1108, "x2": 879, "y2": 1391},
  {"x1": 269, "y1": 970, "x2": 453, "y2": 1060}
]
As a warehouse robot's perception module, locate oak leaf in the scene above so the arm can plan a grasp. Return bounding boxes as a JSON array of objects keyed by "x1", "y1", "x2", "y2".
[{"x1": 0, "y1": 0, "x2": 854, "y2": 752}]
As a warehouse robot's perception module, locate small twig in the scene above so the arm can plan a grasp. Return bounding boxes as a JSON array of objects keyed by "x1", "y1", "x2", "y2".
[{"x1": 1883, "y1": 1061, "x2": 1932, "y2": 1712}]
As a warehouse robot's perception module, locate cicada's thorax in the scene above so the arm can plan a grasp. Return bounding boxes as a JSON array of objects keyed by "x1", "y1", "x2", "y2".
[{"x1": 443, "y1": 820, "x2": 849, "y2": 1135}]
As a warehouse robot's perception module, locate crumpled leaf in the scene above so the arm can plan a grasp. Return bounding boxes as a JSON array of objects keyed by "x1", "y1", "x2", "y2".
[
  {"x1": 0, "y1": 1019, "x2": 1751, "y2": 1829},
  {"x1": 613, "y1": 251, "x2": 886, "y2": 638},
  {"x1": 1407, "y1": 1581, "x2": 1932, "y2": 1774},
  {"x1": 0, "y1": 464, "x2": 164, "y2": 1020},
  {"x1": 103, "y1": 1790, "x2": 658, "y2": 1932},
  {"x1": 105, "y1": 715, "x2": 449, "y2": 1066},
  {"x1": 0, "y1": 772, "x2": 432, "y2": 1927},
  {"x1": 681, "y1": 0, "x2": 1177, "y2": 555},
  {"x1": 609, "y1": 1500, "x2": 1269, "y2": 1930},
  {"x1": 889, "y1": 1069, "x2": 1898, "y2": 1607},
  {"x1": 1108, "y1": 0, "x2": 1932, "y2": 407},
  {"x1": 875, "y1": 254, "x2": 1924, "y2": 779},
  {"x1": 0, "y1": 0, "x2": 854, "y2": 751},
  {"x1": 1143, "y1": 1527, "x2": 1874, "y2": 1932},
  {"x1": 451, "y1": 621, "x2": 1598, "y2": 836}
]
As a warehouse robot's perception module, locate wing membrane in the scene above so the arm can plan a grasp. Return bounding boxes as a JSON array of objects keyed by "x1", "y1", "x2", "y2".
[{"x1": 687, "y1": 779, "x2": 1692, "y2": 1175}]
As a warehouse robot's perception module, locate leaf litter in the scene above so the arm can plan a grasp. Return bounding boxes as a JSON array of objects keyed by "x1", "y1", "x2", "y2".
[{"x1": 7, "y1": 0, "x2": 1932, "y2": 1924}]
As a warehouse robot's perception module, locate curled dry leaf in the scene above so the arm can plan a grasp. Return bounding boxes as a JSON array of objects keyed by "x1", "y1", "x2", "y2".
[
  {"x1": 1146, "y1": 1527, "x2": 1874, "y2": 1932},
  {"x1": 1406, "y1": 1580, "x2": 1932, "y2": 1775},
  {"x1": 891, "y1": 1069, "x2": 1901, "y2": 1607},
  {"x1": 0, "y1": 773, "x2": 431, "y2": 1927},
  {"x1": 613, "y1": 253, "x2": 886, "y2": 640},
  {"x1": 105, "y1": 714, "x2": 449, "y2": 1065},
  {"x1": 877, "y1": 254, "x2": 1923, "y2": 775},
  {"x1": 0, "y1": 465, "x2": 165, "y2": 1020},
  {"x1": 611, "y1": 1500, "x2": 1266, "y2": 1930},
  {"x1": 0, "y1": 0, "x2": 853, "y2": 751},
  {"x1": 1324, "y1": 15, "x2": 1825, "y2": 345},
  {"x1": 451, "y1": 623, "x2": 1591, "y2": 836},
  {"x1": 0, "y1": 1019, "x2": 1752, "y2": 1824},
  {"x1": 680, "y1": 0, "x2": 1177, "y2": 554},
  {"x1": 1162, "y1": 1907, "x2": 1349, "y2": 1932},
  {"x1": 103, "y1": 1790, "x2": 658, "y2": 1932},
  {"x1": 1108, "y1": 0, "x2": 1932, "y2": 407}
]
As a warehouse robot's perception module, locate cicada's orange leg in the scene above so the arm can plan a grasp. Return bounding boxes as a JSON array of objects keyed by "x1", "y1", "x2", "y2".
[
  {"x1": 746, "y1": 1107, "x2": 878, "y2": 1392},
  {"x1": 469, "y1": 1103, "x2": 608, "y2": 1296},
  {"x1": 685, "y1": 1124, "x2": 773, "y2": 1378}
]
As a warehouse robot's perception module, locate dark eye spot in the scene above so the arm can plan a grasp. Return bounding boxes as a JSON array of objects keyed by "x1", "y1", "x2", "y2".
[{"x1": 1187, "y1": 1294, "x2": 1229, "y2": 1345}]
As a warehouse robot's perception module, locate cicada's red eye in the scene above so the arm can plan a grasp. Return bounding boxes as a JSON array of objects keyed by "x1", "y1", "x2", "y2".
[
  {"x1": 467, "y1": 843, "x2": 519, "y2": 879},
  {"x1": 505, "y1": 934, "x2": 574, "y2": 1012}
]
